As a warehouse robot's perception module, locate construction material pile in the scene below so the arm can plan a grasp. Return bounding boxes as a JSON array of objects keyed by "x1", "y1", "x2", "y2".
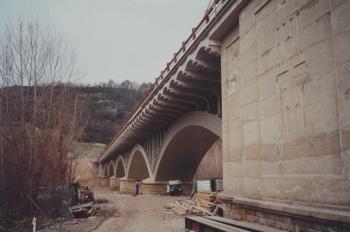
[{"x1": 167, "y1": 192, "x2": 222, "y2": 216}]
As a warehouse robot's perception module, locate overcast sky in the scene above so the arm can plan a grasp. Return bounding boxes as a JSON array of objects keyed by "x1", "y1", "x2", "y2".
[{"x1": 0, "y1": 0, "x2": 211, "y2": 84}]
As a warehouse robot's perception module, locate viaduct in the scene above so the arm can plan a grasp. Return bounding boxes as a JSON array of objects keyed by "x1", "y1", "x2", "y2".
[{"x1": 97, "y1": 0, "x2": 350, "y2": 230}]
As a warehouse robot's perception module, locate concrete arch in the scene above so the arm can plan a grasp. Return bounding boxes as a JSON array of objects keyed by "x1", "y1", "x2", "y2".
[
  {"x1": 115, "y1": 156, "x2": 126, "y2": 178},
  {"x1": 153, "y1": 111, "x2": 221, "y2": 181},
  {"x1": 108, "y1": 162, "x2": 115, "y2": 177},
  {"x1": 126, "y1": 144, "x2": 152, "y2": 180},
  {"x1": 101, "y1": 163, "x2": 109, "y2": 177}
]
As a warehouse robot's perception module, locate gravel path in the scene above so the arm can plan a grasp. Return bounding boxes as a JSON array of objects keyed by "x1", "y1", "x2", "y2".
[{"x1": 91, "y1": 190, "x2": 186, "y2": 232}]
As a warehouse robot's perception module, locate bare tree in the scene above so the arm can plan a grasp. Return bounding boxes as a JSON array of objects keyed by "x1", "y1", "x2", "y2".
[{"x1": 0, "y1": 15, "x2": 86, "y2": 218}]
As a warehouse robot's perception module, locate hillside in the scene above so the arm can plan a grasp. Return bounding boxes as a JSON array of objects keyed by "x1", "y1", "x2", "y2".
[{"x1": 80, "y1": 80, "x2": 152, "y2": 144}]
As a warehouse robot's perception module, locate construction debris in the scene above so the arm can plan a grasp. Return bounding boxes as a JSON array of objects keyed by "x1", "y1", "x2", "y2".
[{"x1": 165, "y1": 192, "x2": 223, "y2": 216}]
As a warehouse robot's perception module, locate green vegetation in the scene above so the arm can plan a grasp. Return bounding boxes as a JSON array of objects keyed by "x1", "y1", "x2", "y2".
[{"x1": 80, "y1": 80, "x2": 152, "y2": 144}]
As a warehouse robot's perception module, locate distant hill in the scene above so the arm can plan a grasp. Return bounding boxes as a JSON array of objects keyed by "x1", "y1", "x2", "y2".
[{"x1": 80, "y1": 80, "x2": 152, "y2": 144}]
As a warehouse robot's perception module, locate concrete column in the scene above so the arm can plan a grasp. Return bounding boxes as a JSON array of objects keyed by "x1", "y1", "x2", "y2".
[
  {"x1": 99, "y1": 176, "x2": 109, "y2": 187},
  {"x1": 119, "y1": 178, "x2": 136, "y2": 194},
  {"x1": 109, "y1": 177, "x2": 120, "y2": 191}
]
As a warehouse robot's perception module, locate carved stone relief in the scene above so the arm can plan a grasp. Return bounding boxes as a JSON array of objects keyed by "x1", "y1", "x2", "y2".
[
  {"x1": 226, "y1": 38, "x2": 240, "y2": 97},
  {"x1": 276, "y1": 11, "x2": 311, "y2": 137}
]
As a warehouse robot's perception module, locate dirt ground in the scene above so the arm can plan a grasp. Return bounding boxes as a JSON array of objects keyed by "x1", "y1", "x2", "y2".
[{"x1": 40, "y1": 188, "x2": 187, "y2": 232}]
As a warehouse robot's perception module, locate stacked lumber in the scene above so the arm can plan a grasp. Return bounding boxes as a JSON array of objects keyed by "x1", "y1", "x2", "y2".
[
  {"x1": 167, "y1": 192, "x2": 222, "y2": 216},
  {"x1": 196, "y1": 178, "x2": 224, "y2": 192},
  {"x1": 197, "y1": 180, "x2": 212, "y2": 192}
]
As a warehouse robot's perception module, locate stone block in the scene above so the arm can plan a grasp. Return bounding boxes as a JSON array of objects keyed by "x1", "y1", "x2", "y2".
[
  {"x1": 225, "y1": 162, "x2": 244, "y2": 177},
  {"x1": 337, "y1": 61, "x2": 350, "y2": 127},
  {"x1": 334, "y1": 30, "x2": 350, "y2": 66},
  {"x1": 305, "y1": 38, "x2": 334, "y2": 77},
  {"x1": 342, "y1": 128, "x2": 350, "y2": 152},
  {"x1": 240, "y1": 80, "x2": 258, "y2": 106},
  {"x1": 258, "y1": 67, "x2": 279, "y2": 100},
  {"x1": 246, "y1": 214, "x2": 259, "y2": 223},
  {"x1": 301, "y1": 0, "x2": 330, "y2": 27},
  {"x1": 228, "y1": 125, "x2": 243, "y2": 153},
  {"x1": 283, "y1": 131, "x2": 340, "y2": 160},
  {"x1": 221, "y1": 78, "x2": 229, "y2": 101},
  {"x1": 244, "y1": 144, "x2": 259, "y2": 160},
  {"x1": 240, "y1": 27, "x2": 256, "y2": 54},
  {"x1": 109, "y1": 177, "x2": 120, "y2": 191},
  {"x1": 262, "y1": 160, "x2": 280, "y2": 176},
  {"x1": 254, "y1": 0, "x2": 277, "y2": 22},
  {"x1": 307, "y1": 71, "x2": 337, "y2": 106},
  {"x1": 261, "y1": 143, "x2": 280, "y2": 161},
  {"x1": 260, "y1": 177, "x2": 283, "y2": 199},
  {"x1": 261, "y1": 114, "x2": 282, "y2": 144},
  {"x1": 119, "y1": 179, "x2": 136, "y2": 194},
  {"x1": 239, "y1": 0, "x2": 261, "y2": 35},
  {"x1": 229, "y1": 147, "x2": 243, "y2": 163},
  {"x1": 239, "y1": 52, "x2": 258, "y2": 87},
  {"x1": 257, "y1": 47, "x2": 278, "y2": 76},
  {"x1": 308, "y1": 96, "x2": 339, "y2": 134},
  {"x1": 243, "y1": 120, "x2": 260, "y2": 146},
  {"x1": 259, "y1": 95, "x2": 281, "y2": 119},
  {"x1": 275, "y1": 221, "x2": 289, "y2": 231},
  {"x1": 227, "y1": 94, "x2": 241, "y2": 120},
  {"x1": 302, "y1": 12, "x2": 332, "y2": 49},
  {"x1": 239, "y1": 43, "x2": 256, "y2": 70},
  {"x1": 331, "y1": 0, "x2": 348, "y2": 9},
  {"x1": 284, "y1": 154, "x2": 342, "y2": 176},
  {"x1": 342, "y1": 149, "x2": 350, "y2": 179},
  {"x1": 331, "y1": 0, "x2": 350, "y2": 33},
  {"x1": 244, "y1": 160, "x2": 260, "y2": 177},
  {"x1": 256, "y1": 8, "x2": 277, "y2": 57},
  {"x1": 242, "y1": 102, "x2": 258, "y2": 122},
  {"x1": 243, "y1": 177, "x2": 261, "y2": 197},
  {"x1": 223, "y1": 176, "x2": 245, "y2": 195}
]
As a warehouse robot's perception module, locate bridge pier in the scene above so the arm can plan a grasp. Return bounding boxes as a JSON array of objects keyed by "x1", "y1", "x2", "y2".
[
  {"x1": 119, "y1": 178, "x2": 136, "y2": 194},
  {"x1": 99, "y1": 176, "x2": 109, "y2": 187},
  {"x1": 109, "y1": 177, "x2": 120, "y2": 191}
]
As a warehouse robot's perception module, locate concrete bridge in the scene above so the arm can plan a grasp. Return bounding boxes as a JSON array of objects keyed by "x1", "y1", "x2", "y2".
[
  {"x1": 98, "y1": 0, "x2": 350, "y2": 230},
  {"x1": 98, "y1": 0, "x2": 233, "y2": 193}
]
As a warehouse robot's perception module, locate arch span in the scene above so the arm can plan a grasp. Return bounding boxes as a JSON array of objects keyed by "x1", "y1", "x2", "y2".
[
  {"x1": 154, "y1": 111, "x2": 221, "y2": 181},
  {"x1": 108, "y1": 162, "x2": 115, "y2": 177},
  {"x1": 126, "y1": 144, "x2": 152, "y2": 180},
  {"x1": 115, "y1": 156, "x2": 126, "y2": 178},
  {"x1": 102, "y1": 164, "x2": 109, "y2": 177}
]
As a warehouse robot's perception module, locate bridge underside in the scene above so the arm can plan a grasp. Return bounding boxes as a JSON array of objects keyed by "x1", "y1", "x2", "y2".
[
  {"x1": 155, "y1": 126, "x2": 219, "y2": 181},
  {"x1": 115, "y1": 159, "x2": 125, "y2": 178},
  {"x1": 127, "y1": 150, "x2": 150, "y2": 181}
]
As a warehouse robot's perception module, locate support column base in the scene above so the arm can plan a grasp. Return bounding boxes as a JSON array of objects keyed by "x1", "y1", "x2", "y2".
[
  {"x1": 99, "y1": 176, "x2": 109, "y2": 187},
  {"x1": 109, "y1": 177, "x2": 120, "y2": 191},
  {"x1": 219, "y1": 194, "x2": 350, "y2": 231},
  {"x1": 119, "y1": 179, "x2": 136, "y2": 194}
]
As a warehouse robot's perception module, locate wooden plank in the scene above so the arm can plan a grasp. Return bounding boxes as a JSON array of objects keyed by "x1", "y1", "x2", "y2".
[
  {"x1": 172, "y1": 207, "x2": 186, "y2": 216},
  {"x1": 176, "y1": 201, "x2": 190, "y2": 212},
  {"x1": 185, "y1": 216, "x2": 250, "y2": 232},
  {"x1": 204, "y1": 216, "x2": 288, "y2": 232}
]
